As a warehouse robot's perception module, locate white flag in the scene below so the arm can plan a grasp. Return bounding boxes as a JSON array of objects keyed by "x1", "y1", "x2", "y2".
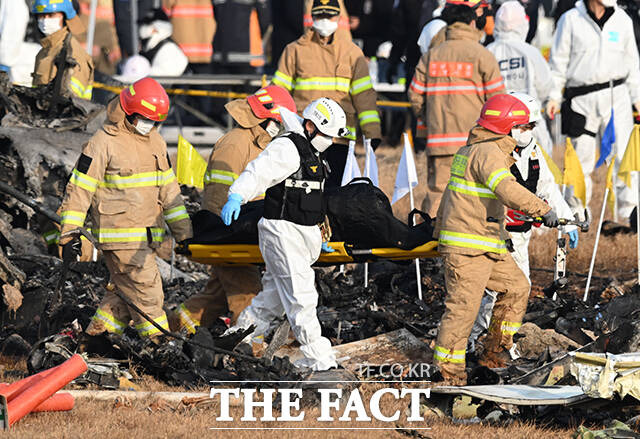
[
  {"x1": 363, "y1": 138, "x2": 379, "y2": 187},
  {"x1": 341, "y1": 141, "x2": 361, "y2": 186},
  {"x1": 391, "y1": 133, "x2": 419, "y2": 204}
]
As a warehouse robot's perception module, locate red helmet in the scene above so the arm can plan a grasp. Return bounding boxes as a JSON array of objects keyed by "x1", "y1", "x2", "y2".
[
  {"x1": 247, "y1": 85, "x2": 297, "y2": 123},
  {"x1": 476, "y1": 94, "x2": 530, "y2": 134},
  {"x1": 120, "y1": 77, "x2": 170, "y2": 122}
]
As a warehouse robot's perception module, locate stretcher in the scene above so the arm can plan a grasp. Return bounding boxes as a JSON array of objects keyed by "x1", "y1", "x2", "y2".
[{"x1": 180, "y1": 240, "x2": 439, "y2": 266}]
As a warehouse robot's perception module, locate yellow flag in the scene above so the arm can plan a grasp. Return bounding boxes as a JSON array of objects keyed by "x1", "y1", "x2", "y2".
[
  {"x1": 618, "y1": 124, "x2": 640, "y2": 188},
  {"x1": 563, "y1": 137, "x2": 586, "y2": 206},
  {"x1": 538, "y1": 145, "x2": 562, "y2": 185},
  {"x1": 176, "y1": 135, "x2": 207, "y2": 189},
  {"x1": 606, "y1": 159, "x2": 616, "y2": 212}
]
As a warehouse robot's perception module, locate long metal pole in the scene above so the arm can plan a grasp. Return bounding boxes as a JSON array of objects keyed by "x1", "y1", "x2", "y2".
[
  {"x1": 85, "y1": 0, "x2": 98, "y2": 57},
  {"x1": 553, "y1": 184, "x2": 566, "y2": 301},
  {"x1": 131, "y1": 0, "x2": 139, "y2": 56},
  {"x1": 409, "y1": 180, "x2": 422, "y2": 301},
  {"x1": 584, "y1": 187, "x2": 609, "y2": 301}
]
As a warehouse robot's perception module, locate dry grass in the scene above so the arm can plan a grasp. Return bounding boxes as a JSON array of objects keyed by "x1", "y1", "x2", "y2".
[{"x1": 3, "y1": 382, "x2": 573, "y2": 438}]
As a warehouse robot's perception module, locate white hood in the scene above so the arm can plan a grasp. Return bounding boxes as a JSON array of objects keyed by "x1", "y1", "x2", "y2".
[{"x1": 494, "y1": 1, "x2": 529, "y2": 42}]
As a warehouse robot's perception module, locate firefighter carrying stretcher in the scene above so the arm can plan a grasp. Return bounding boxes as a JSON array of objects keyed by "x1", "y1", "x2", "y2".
[
  {"x1": 433, "y1": 93, "x2": 558, "y2": 385},
  {"x1": 58, "y1": 77, "x2": 192, "y2": 339},
  {"x1": 170, "y1": 85, "x2": 297, "y2": 333}
]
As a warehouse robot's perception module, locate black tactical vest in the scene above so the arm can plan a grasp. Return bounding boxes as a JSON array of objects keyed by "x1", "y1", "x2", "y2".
[
  {"x1": 263, "y1": 132, "x2": 326, "y2": 226},
  {"x1": 507, "y1": 154, "x2": 541, "y2": 233}
]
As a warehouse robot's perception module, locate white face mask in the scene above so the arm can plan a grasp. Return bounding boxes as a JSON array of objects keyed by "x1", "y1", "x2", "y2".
[
  {"x1": 265, "y1": 120, "x2": 282, "y2": 138},
  {"x1": 135, "y1": 119, "x2": 156, "y2": 135},
  {"x1": 38, "y1": 17, "x2": 63, "y2": 36},
  {"x1": 312, "y1": 18, "x2": 338, "y2": 37},
  {"x1": 511, "y1": 127, "x2": 534, "y2": 147},
  {"x1": 310, "y1": 133, "x2": 333, "y2": 152},
  {"x1": 600, "y1": 0, "x2": 617, "y2": 7}
]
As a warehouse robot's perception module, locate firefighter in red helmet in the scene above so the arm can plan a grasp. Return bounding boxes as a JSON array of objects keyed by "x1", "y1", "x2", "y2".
[
  {"x1": 59, "y1": 77, "x2": 193, "y2": 339},
  {"x1": 432, "y1": 93, "x2": 557, "y2": 385},
  {"x1": 170, "y1": 85, "x2": 297, "y2": 334}
]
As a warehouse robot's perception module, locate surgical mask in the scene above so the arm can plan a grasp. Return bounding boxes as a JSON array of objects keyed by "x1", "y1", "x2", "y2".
[
  {"x1": 601, "y1": 0, "x2": 616, "y2": 7},
  {"x1": 135, "y1": 119, "x2": 156, "y2": 135},
  {"x1": 511, "y1": 127, "x2": 534, "y2": 147},
  {"x1": 312, "y1": 18, "x2": 338, "y2": 37},
  {"x1": 264, "y1": 120, "x2": 282, "y2": 138},
  {"x1": 38, "y1": 17, "x2": 62, "y2": 36},
  {"x1": 310, "y1": 133, "x2": 333, "y2": 152}
]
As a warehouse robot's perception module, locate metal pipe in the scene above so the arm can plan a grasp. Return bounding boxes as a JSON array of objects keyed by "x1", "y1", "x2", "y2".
[
  {"x1": 130, "y1": 0, "x2": 139, "y2": 56},
  {"x1": 85, "y1": 0, "x2": 98, "y2": 57}
]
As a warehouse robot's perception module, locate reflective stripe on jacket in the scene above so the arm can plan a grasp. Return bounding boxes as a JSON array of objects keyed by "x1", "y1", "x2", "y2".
[
  {"x1": 272, "y1": 30, "x2": 381, "y2": 143},
  {"x1": 435, "y1": 126, "x2": 550, "y2": 256},
  {"x1": 163, "y1": 0, "x2": 215, "y2": 63},
  {"x1": 33, "y1": 27, "x2": 94, "y2": 99},
  {"x1": 409, "y1": 23, "x2": 505, "y2": 156},
  {"x1": 59, "y1": 98, "x2": 193, "y2": 250}
]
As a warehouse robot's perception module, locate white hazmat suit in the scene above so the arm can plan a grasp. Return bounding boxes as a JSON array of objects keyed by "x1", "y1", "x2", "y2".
[
  {"x1": 469, "y1": 139, "x2": 576, "y2": 350},
  {"x1": 487, "y1": 1, "x2": 554, "y2": 154},
  {"x1": 226, "y1": 119, "x2": 337, "y2": 371},
  {"x1": 549, "y1": 1, "x2": 640, "y2": 219}
]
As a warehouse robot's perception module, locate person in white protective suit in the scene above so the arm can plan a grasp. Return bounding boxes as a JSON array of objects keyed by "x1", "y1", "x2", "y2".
[
  {"x1": 487, "y1": 1, "x2": 554, "y2": 154},
  {"x1": 547, "y1": 0, "x2": 640, "y2": 223},
  {"x1": 221, "y1": 98, "x2": 349, "y2": 371},
  {"x1": 138, "y1": 9, "x2": 188, "y2": 77},
  {"x1": 0, "y1": 0, "x2": 35, "y2": 86},
  {"x1": 468, "y1": 93, "x2": 579, "y2": 353}
]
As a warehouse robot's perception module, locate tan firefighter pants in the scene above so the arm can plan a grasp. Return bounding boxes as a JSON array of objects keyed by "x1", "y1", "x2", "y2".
[
  {"x1": 421, "y1": 154, "x2": 454, "y2": 218},
  {"x1": 170, "y1": 265, "x2": 261, "y2": 333},
  {"x1": 86, "y1": 248, "x2": 168, "y2": 338},
  {"x1": 434, "y1": 252, "x2": 529, "y2": 381}
]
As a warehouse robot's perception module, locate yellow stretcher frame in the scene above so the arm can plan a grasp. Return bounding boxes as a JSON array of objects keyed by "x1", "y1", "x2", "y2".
[{"x1": 184, "y1": 241, "x2": 439, "y2": 266}]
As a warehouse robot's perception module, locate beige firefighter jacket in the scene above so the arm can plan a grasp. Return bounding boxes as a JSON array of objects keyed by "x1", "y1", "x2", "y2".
[
  {"x1": 59, "y1": 98, "x2": 193, "y2": 250},
  {"x1": 33, "y1": 26, "x2": 94, "y2": 99},
  {"x1": 202, "y1": 99, "x2": 272, "y2": 214},
  {"x1": 273, "y1": 30, "x2": 381, "y2": 143},
  {"x1": 435, "y1": 126, "x2": 550, "y2": 257},
  {"x1": 163, "y1": 0, "x2": 215, "y2": 63},
  {"x1": 409, "y1": 23, "x2": 505, "y2": 156}
]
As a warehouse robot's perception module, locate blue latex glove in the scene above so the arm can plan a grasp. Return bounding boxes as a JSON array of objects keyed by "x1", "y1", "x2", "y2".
[
  {"x1": 221, "y1": 193, "x2": 242, "y2": 226},
  {"x1": 60, "y1": 0, "x2": 77, "y2": 19},
  {"x1": 321, "y1": 242, "x2": 335, "y2": 253},
  {"x1": 567, "y1": 229, "x2": 579, "y2": 249}
]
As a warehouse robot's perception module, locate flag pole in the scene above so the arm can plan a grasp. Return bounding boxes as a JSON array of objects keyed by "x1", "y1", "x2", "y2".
[
  {"x1": 409, "y1": 179, "x2": 422, "y2": 301},
  {"x1": 363, "y1": 137, "x2": 370, "y2": 288},
  {"x1": 584, "y1": 187, "x2": 609, "y2": 301},
  {"x1": 404, "y1": 131, "x2": 423, "y2": 300},
  {"x1": 610, "y1": 81, "x2": 619, "y2": 223}
]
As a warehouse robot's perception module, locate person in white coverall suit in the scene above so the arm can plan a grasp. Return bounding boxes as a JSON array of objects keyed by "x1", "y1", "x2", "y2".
[
  {"x1": 469, "y1": 93, "x2": 579, "y2": 352},
  {"x1": 221, "y1": 98, "x2": 349, "y2": 371},
  {"x1": 547, "y1": 0, "x2": 640, "y2": 223},
  {"x1": 487, "y1": 1, "x2": 554, "y2": 155},
  {"x1": 0, "y1": 0, "x2": 31, "y2": 84}
]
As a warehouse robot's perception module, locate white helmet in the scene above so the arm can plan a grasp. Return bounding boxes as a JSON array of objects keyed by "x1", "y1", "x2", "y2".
[
  {"x1": 302, "y1": 98, "x2": 348, "y2": 138},
  {"x1": 509, "y1": 91, "x2": 542, "y2": 124}
]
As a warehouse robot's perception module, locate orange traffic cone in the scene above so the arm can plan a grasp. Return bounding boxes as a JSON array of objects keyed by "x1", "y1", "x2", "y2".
[{"x1": 1, "y1": 354, "x2": 87, "y2": 428}]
